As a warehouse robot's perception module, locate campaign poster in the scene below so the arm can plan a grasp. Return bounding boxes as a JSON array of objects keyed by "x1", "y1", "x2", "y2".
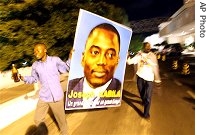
[{"x1": 65, "y1": 9, "x2": 132, "y2": 110}]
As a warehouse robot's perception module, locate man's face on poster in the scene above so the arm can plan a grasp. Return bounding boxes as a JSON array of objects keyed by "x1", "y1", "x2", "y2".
[{"x1": 82, "y1": 28, "x2": 120, "y2": 88}]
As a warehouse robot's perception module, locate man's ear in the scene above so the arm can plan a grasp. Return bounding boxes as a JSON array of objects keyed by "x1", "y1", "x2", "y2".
[
  {"x1": 117, "y1": 56, "x2": 120, "y2": 66},
  {"x1": 81, "y1": 52, "x2": 85, "y2": 67},
  {"x1": 44, "y1": 48, "x2": 47, "y2": 53}
]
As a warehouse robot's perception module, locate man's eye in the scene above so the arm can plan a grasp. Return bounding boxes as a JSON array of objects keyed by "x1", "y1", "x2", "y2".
[
  {"x1": 106, "y1": 53, "x2": 115, "y2": 58},
  {"x1": 91, "y1": 50, "x2": 99, "y2": 55},
  {"x1": 108, "y1": 53, "x2": 112, "y2": 58}
]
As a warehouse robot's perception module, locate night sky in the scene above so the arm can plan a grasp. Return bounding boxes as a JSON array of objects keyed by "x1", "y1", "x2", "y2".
[{"x1": 105, "y1": 0, "x2": 184, "y2": 21}]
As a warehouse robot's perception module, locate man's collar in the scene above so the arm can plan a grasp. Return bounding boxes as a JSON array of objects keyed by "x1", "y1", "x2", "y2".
[
  {"x1": 38, "y1": 55, "x2": 49, "y2": 63},
  {"x1": 83, "y1": 77, "x2": 112, "y2": 95}
]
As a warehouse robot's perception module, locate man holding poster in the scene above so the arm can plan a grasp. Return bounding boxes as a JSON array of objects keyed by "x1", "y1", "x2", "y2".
[{"x1": 65, "y1": 9, "x2": 132, "y2": 110}]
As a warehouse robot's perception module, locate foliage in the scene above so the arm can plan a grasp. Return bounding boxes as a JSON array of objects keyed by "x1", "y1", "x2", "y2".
[
  {"x1": 128, "y1": 34, "x2": 145, "y2": 53},
  {"x1": 0, "y1": 0, "x2": 129, "y2": 71}
]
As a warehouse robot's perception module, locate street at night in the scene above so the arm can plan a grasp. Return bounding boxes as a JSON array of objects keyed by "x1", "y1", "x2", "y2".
[
  {"x1": 0, "y1": 0, "x2": 198, "y2": 134},
  {"x1": 0, "y1": 59, "x2": 195, "y2": 135}
]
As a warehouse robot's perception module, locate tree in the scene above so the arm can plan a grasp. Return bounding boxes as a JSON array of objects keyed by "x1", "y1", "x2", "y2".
[
  {"x1": 129, "y1": 34, "x2": 145, "y2": 53},
  {"x1": 0, "y1": 0, "x2": 129, "y2": 71}
]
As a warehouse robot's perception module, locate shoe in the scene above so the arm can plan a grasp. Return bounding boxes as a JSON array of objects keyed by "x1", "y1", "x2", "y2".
[{"x1": 143, "y1": 114, "x2": 150, "y2": 120}]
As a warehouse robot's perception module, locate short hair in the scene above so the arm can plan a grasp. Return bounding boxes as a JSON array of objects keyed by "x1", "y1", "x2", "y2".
[
  {"x1": 87, "y1": 23, "x2": 121, "y2": 50},
  {"x1": 143, "y1": 42, "x2": 150, "y2": 48},
  {"x1": 34, "y1": 43, "x2": 47, "y2": 50}
]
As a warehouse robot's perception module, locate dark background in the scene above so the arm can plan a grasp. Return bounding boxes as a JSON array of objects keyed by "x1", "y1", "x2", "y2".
[{"x1": 105, "y1": 0, "x2": 183, "y2": 21}]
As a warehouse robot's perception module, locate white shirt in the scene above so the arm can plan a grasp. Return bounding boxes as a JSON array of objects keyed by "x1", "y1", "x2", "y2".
[
  {"x1": 127, "y1": 51, "x2": 161, "y2": 82},
  {"x1": 82, "y1": 78, "x2": 112, "y2": 108}
]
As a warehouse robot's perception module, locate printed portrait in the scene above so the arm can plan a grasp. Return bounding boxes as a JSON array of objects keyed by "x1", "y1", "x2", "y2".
[{"x1": 65, "y1": 9, "x2": 132, "y2": 110}]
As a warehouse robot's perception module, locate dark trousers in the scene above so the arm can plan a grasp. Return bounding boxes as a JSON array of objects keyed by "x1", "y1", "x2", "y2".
[{"x1": 137, "y1": 76, "x2": 153, "y2": 117}]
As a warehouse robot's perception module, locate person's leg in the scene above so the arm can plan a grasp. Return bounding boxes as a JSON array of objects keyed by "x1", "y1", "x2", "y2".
[
  {"x1": 137, "y1": 76, "x2": 146, "y2": 103},
  {"x1": 34, "y1": 99, "x2": 49, "y2": 125},
  {"x1": 143, "y1": 81, "x2": 153, "y2": 118},
  {"x1": 49, "y1": 99, "x2": 68, "y2": 135}
]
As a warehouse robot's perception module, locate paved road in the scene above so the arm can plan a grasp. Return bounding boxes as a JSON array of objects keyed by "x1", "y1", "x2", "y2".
[
  {"x1": 0, "y1": 61, "x2": 195, "y2": 135},
  {"x1": 0, "y1": 84, "x2": 33, "y2": 104}
]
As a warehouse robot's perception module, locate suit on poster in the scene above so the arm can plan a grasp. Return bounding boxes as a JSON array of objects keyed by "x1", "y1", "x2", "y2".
[{"x1": 67, "y1": 77, "x2": 121, "y2": 108}]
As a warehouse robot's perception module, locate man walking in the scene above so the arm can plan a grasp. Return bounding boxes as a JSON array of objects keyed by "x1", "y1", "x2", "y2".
[
  {"x1": 20, "y1": 43, "x2": 71, "y2": 135},
  {"x1": 127, "y1": 42, "x2": 161, "y2": 119}
]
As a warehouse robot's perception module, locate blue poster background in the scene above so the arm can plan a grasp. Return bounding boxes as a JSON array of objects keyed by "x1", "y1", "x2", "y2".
[{"x1": 65, "y1": 9, "x2": 132, "y2": 110}]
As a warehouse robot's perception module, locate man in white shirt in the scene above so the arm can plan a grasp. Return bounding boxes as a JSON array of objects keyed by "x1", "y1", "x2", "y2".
[{"x1": 127, "y1": 42, "x2": 161, "y2": 119}]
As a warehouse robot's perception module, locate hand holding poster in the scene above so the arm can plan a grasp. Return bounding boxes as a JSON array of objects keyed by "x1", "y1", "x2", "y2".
[{"x1": 65, "y1": 9, "x2": 132, "y2": 110}]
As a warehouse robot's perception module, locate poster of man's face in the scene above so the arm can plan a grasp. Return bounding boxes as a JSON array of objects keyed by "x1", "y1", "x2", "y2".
[{"x1": 65, "y1": 9, "x2": 132, "y2": 110}]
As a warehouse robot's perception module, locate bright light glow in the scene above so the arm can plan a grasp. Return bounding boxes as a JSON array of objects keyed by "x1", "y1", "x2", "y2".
[
  {"x1": 0, "y1": 91, "x2": 38, "y2": 130},
  {"x1": 184, "y1": 36, "x2": 194, "y2": 46},
  {"x1": 144, "y1": 33, "x2": 165, "y2": 47},
  {"x1": 181, "y1": 31, "x2": 186, "y2": 35},
  {"x1": 166, "y1": 34, "x2": 173, "y2": 37},
  {"x1": 190, "y1": 28, "x2": 194, "y2": 31},
  {"x1": 0, "y1": 67, "x2": 37, "y2": 130},
  {"x1": 22, "y1": 61, "x2": 27, "y2": 65}
]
